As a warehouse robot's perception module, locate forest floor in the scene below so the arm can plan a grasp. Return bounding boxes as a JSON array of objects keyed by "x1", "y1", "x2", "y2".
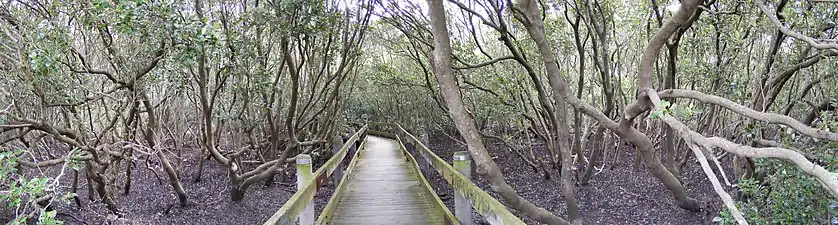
[
  {"x1": 49, "y1": 148, "x2": 341, "y2": 225},
  {"x1": 418, "y1": 134, "x2": 727, "y2": 225},
  {"x1": 45, "y1": 133, "x2": 728, "y2": 224}
]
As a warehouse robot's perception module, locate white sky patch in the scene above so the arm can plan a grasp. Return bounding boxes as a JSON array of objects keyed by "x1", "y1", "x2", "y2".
[
  {"x1": 337, "y1": 0, "x2": 431, "y2": 23},
  {"x1": 666, "y1": 2, "x2": 681, "y2": 13}
]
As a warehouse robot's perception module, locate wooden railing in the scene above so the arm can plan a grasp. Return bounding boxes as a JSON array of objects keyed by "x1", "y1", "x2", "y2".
[
  {"x1": 394, "y1": 134, "x2": 458, "y2": 225},
  {"x1": 315, "y1": 137, "x2": 369, "y2": 224},
  {"x1": 316, "y1": 131, "x2": 458, "y2": 224},
  {"x1": 262, "y1": 125, "x2": 367, "y2": 225},
  {"x1": 264, "y1": 123, "x2": 524, "y2": 225},
  {"x1": 395, "y1": 124, "x2": 526, "y2": 225}
]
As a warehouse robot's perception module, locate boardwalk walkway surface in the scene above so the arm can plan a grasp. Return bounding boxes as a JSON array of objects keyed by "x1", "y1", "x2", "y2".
[
  {"x1": 330, "y1": 136, "x2": 447, "y2": 225},
  {"x1": 264, "y1": 124, "x2": 524, "y2": 225}
]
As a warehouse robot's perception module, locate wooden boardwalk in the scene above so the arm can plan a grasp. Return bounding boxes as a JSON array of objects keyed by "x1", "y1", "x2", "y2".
[{"x1": 330, "y1": 136, "x2": 448, "y2": 224}]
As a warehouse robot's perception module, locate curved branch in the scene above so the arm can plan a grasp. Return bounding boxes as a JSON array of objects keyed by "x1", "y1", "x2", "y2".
[
  {"x1": 658, "y1": 89, "x2": 838, "y2": 142},
  {"x1": 648, "y1": 89, "x2": 838, "y2": 198},
  {"x1": 452, "y1": 56, "x2": 515, "y2": 69},
  {"x1": 755, "y1": 0, "x2": 838, "y2": 51},
  {"x1": 685, "y1": 143, "x2": 747, "y2": 224},
  {"x1": 447, "y1": 0, "x2": 500, "y2": 30},
  {"x1": 18, "y1": 154, "x2": 92, "y2": 168}
]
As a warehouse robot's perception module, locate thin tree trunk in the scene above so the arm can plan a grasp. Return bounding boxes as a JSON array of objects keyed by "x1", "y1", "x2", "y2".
[
  {"x1": 567, "y1": 7, "x2": 587, "y2": 173},
  {"x1": 123, "y1": 149, "x2": 133, "y2": 195},
  {"x1": 141, "y1": 92, "x2": 189, "y2": 207},
  {"x1": 71, "y1": 170, "x2": 82, "y2": 207},
  {"x1": 85, "y1": 173, "x2": 94, "y2": 202},
  {"x1": 194, "y1": 149, "x2": 206, "y2": 183},
  {"x1": 662, "y1": 45, "x2": 679, "y2": 177},
  {"x1": 516, "y1": 0, "x2": 584, "y2": 222},
  {"x1": 426, "y1": 1, "x2": 572, "y2": 224},
  {"x1": 581, "y1": 126, "x2": 606, "y2": 184}
]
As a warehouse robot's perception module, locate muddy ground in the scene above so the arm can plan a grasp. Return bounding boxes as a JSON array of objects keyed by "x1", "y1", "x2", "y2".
[
  {"x1": 416, "y1": 134, "x2": 726, "y2": 225},
  {"x1": 37, "y1": 132, "x2": 726, "y2": 224}
]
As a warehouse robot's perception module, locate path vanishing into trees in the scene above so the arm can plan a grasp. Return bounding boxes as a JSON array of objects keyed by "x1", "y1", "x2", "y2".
[
  {"x1": 263, "y1": 124, "x2": 525, "y2": 225},
  {"x1": 3, "y1": 0, "x2": 838, "y2": 224},
  {"x1": 325, "y1": 136, "x2": 447, "y2": 224}
]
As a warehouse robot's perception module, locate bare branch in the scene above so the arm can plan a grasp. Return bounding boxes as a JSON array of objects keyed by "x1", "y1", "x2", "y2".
[
  {"x1": 658, "y1": 89, "x2": 838, "y2": 142},
  {"x1": 452, "y1": 56, "x2": 515, "y2": 69},
  {"x1": 648, "y1": 88, "x2": 838, "y2": 209},
  {"x1": 447, "y1": 0, "x2": 500, "y2": 30},
  {"x1": 755, "y1": 0, "x2": 838, "y2": 51}
]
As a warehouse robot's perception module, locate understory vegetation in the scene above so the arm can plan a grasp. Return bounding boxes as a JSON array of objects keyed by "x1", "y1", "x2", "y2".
[{"x1": 1, "y1": 0, "x2": 837, "y2": 224}]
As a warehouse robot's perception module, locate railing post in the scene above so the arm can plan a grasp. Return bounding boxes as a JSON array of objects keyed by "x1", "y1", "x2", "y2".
[
  {"x1": 360, "y1": 127, "x2": 367, "y2": 142},
  {"x1": 332, "y1": 135, "x2": 344, "y2": 186},
  {"x1": 453, "y1": 151, "x2": 473, "y2": 225},
  {"x1": 417, "y1": 132, "x2": 430, "y2": 172},
  {"x1": 349, "y1": 127, "x2": 359, "y2": 153},
  {"x1": 296, "y1": 154, "x2": 314, "y2": 225}
]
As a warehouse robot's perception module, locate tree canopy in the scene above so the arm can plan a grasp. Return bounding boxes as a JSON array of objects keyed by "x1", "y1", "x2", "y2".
[{"x1": 1, "y1": 0, "x2": 837, "y2": 224}]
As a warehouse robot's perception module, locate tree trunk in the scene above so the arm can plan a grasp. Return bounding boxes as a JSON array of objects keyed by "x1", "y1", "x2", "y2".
[
  {"x1": 194, "y1": 150, "x2": 206, "y2": 183},
  {"x1": 426, "y1": 0, "x2": 572, "y2": 224},
  {"x1": 580, "y1": 127, "x2": 606, "y2": 184},
  {"x1": 569, "y1": 9, "x2": 587, "y2": 173},
  {"x1": 123, "y1": 149, "x2": 133, "y2": 195},
  {"x1": 516, "y1": 0, "x2": 701, "y2": 212},
  {"x1": 141, "y1": 92, "x2": 189, "y2": 207},
  {"x1": 86, "y1": 164, "x2": 119, "y2": 213},
  {"x1": 71, "y1": 170, "x2": 82, "y2": 207},
  {"x1": 626, "y1": 0, "x2": 702, "y2": 210},
  {"x1": 662, "y1": 44, "x2": 679, "y2": 177}
]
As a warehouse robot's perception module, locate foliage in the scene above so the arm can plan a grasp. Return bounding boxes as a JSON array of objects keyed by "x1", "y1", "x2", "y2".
[
  {"x1": 0, "y1": 150, "x2": 67, "y2": 225},
  {"x1": 649, "y1": 100, "x2": 671, "y2": 119},
  {"x1": 719, "y1": 159, "x2": 837, "y2": 224},
  {"x1": 718, "y1": 114, "x2": 838, "y2": 224}
]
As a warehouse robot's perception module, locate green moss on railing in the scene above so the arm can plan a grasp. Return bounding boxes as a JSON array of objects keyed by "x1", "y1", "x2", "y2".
[
  {"x1": 397, "y1": 124, "x2": 525, "y2": 225},
  {"x1": 316, "y1": 137, "x2": 369, "y2": 225},
  {"x1": 397, "y1": 135, "x2": 459, "y2": 225},
  {"x1": 263, "y1": 126, "x2": 368, "y2": 225}
]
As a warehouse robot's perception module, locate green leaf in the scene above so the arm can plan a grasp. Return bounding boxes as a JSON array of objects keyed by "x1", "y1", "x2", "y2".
[
  {"x1": 659, "y1": 100, "x2": 671, "y2": 109},
  {"x1": 649, "y1": 110, "x2": 662, "y2": 119}
]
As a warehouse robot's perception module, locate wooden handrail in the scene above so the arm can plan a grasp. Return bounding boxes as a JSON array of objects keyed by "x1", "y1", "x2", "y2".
[
  {"x1": 316, "y1": 137, "x2": 370, "y2": 224},
  {"x1": 395, "y1": 134, "x2": 459, "y2": 225},
  {"x1": 263, "y1": 125, "x2": 368, "y2": 225},
  {"x1": 267, "y1": 122, "x2": 524, "y2": 225},
  {"x1": 395, "y1": 124, "x2": 526, "y2": 225}
]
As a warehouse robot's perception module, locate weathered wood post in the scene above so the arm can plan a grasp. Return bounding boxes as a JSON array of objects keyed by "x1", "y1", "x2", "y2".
[
  {"x1": 453, "y1": 151, "x2": 473, "y2": 225},
  {"x1": 332, "y1": 135, "x2": 344, "y2": 186},
  {"x1": 296, "y1": 154, "x2": 314, "y2": 225},
  {"x1": 348, "y1": 126, "x2": 358, "y2": 152},
  {"x1": 419, "y1": 131, "x2": 431, "y2": 172},
  {"x1": 360, "y1": 125, "x2": 367, "y2": 143}
]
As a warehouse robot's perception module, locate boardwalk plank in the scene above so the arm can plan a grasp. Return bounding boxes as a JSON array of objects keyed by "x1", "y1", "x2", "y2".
[{"x1": 331, "y1": 136, "x2": 446, "y2": 225}]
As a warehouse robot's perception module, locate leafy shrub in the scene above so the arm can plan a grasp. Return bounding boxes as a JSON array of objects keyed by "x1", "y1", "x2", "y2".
[
  {"x1": 718, "y1": 112, "x2": 838, "y2": 224},
  {"x1": 0, "y1": 150, "x2": 65, "y2": 225}
]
